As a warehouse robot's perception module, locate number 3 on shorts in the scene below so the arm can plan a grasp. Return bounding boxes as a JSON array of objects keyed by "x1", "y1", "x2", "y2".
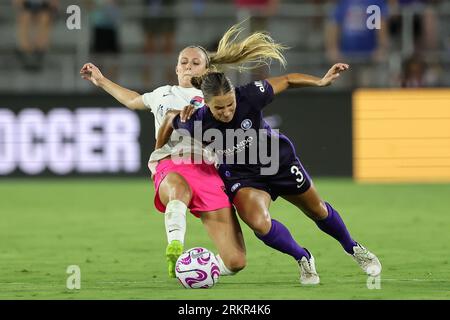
[{"x1": 290, "y1": 165, "x2": 304, "y2": 188}]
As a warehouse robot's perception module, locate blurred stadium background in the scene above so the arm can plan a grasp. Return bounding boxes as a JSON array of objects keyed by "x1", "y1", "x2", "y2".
[
  {"x1": 0, "y1": 0, "x2": 449, "y2": 300},
  {"x1": 1, "y1": 0, "x2": 450, "y2": 91}
]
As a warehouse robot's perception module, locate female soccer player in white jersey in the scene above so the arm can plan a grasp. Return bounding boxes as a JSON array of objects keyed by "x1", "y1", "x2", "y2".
[{"x1": 80, "y1": 23, "x2": 287, "y2": 279}]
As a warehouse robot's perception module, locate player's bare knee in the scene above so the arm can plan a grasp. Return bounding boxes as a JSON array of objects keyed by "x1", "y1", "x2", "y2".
[
  {"x1": 161, "y1": 173, "x2": 192, "y2": 205},
  {"x1": 249, "y1": 213, "x2": 271, "y2": 235},
  {"x1": 169, "y1": 185, "x2": 191, "y2": 203}
]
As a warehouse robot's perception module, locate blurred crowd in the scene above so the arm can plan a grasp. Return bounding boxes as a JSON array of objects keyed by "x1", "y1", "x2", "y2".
[
  {"x1": 9, "y1": 0, "x2": 449, "y2": 89},
  {"x1": 13, "y1": 0, "x2": 59, "y2": 71},
  {"x1": 324, "y1": 0, "x2": 443, "y2": 87}
]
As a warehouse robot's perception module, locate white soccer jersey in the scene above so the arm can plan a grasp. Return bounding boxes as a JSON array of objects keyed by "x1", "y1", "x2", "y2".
[{"x1": 142, "y1": 85, "x2": 211, "y2": 163}]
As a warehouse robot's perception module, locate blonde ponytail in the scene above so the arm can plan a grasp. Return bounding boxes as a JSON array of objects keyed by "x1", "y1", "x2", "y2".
[{"x1": 209, "y1": 21, "x2": 288, "y2": 72}]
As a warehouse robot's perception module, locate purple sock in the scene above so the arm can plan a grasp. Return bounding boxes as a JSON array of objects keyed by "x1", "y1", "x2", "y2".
[
  {"x1": 316, "y1": 202, "x2": 357, "y2": 254},
  {"x1": 255, "y1": 219, "x2": 310, "y2": 261}
]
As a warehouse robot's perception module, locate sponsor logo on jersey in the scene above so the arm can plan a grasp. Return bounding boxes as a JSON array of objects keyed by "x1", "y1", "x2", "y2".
[
  {"x1": 241, "y1": 119, "x2": 252, "y2": 130},
  {"x1": 216, "y1": 136, "x2": 254, "y2": 156},
  {"x1": 190, "y1": 96, "x2": 204, "y2": 108}
]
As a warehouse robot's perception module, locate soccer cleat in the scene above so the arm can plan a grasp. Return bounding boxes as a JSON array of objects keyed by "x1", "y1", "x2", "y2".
[
  {"x1": 166, "y1": 240, "x2": 183, "y2": 278},
  {"x1": 350, "y1": 243, "x2": 382, "y2": 276},
  {"x1": 298, "y1": 253, "x2": 320, "y2": 285}
]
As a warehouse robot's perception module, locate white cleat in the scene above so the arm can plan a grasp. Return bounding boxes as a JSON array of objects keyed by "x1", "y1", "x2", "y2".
[
  {"x1": 350, "y1": 243, "x2": 382, "y2": 276},
  {"x1": 298, "y1": 254, "x2": 320, "y2": 285}
]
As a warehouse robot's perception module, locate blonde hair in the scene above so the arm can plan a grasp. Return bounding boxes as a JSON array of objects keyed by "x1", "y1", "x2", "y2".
[{"x1": 188, "y1": 21, "x2": 288, "y2": 73}]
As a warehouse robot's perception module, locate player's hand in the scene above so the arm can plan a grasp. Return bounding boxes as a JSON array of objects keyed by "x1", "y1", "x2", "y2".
[
  {"x1": 318, "y1": 63, "x2": 349, "y2": 87},
  {"x1": 180, "y1": 104, "x2": 195, "y2": 123},
  {"x1": 80, "y1": 63, "x2": 104, "y2": 87}
]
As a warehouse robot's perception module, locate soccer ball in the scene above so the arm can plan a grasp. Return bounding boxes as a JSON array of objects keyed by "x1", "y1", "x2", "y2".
[{"x1": 175, "y1": 247, "x2": 220, "y2": 289}]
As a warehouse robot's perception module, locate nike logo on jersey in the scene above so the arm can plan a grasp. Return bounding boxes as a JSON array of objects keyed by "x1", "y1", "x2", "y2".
[
  {"x1": 162, "y1": 93, "x2": 172, "y2": 97},
  {"x1": 157, "y1": 104, "x2": 166, "y2": 117},
  {"x1": 168, "y1": 229, "x2": 179, "y2": 233}
]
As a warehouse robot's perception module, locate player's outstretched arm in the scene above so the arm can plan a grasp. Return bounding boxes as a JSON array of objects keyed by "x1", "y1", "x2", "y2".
[
  {"x1": 80, "y1": 63, "x2": 146, "y2": 110},
  {"x1": 155, "y1": 110, "x2": 180, "y2": 149},
  {"x1": 266, "y1": 63, "x2": 349, "y2": 95},
  {"x1": 318, "y1": 63, "x2": 350, "y2": 86}
]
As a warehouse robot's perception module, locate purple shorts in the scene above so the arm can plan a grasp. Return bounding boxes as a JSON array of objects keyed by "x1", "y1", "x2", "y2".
[{"x1": 221, "y1": 158, "x2": 312, "y2": 201}]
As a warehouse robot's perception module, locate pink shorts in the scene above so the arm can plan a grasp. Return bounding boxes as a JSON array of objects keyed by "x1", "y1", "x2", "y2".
[{"x1": 152, "y1": 159, "x2": 231, "y2": 217}]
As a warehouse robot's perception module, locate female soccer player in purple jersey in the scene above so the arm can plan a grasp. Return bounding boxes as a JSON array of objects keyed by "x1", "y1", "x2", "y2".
[
  {"x1": 156, "y1": 70, "x2": 382, "y2": 285},
  {"x1": 80, "y1": 22, "x2": 291, "y2": 279}
]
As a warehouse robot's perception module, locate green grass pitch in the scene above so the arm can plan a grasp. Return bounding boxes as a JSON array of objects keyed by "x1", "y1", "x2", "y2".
[{"x1": 0, "y1": 178, "x2": 449, "y2": 299}]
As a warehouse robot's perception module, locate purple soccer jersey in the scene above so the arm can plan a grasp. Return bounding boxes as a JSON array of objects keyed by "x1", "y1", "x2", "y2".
[
  {"x1": 173, "y1": 81, "x2": 361, "y2": 259},
  {"x1": 173, "y1": 80, "x2": 311, "y2": 200}
]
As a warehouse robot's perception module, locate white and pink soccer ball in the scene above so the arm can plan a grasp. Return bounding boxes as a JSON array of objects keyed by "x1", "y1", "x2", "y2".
[{"x1": 175, "y1": 247, "x2": 220, "y2": 289}]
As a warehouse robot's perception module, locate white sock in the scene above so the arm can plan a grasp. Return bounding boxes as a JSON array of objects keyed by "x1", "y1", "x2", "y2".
[
  {"x1": 216, "y1": 254, "x2": 236, "y2": 276},
  {"x1": 165, "y1": 200, "x2": 187, "y2": 245}
]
